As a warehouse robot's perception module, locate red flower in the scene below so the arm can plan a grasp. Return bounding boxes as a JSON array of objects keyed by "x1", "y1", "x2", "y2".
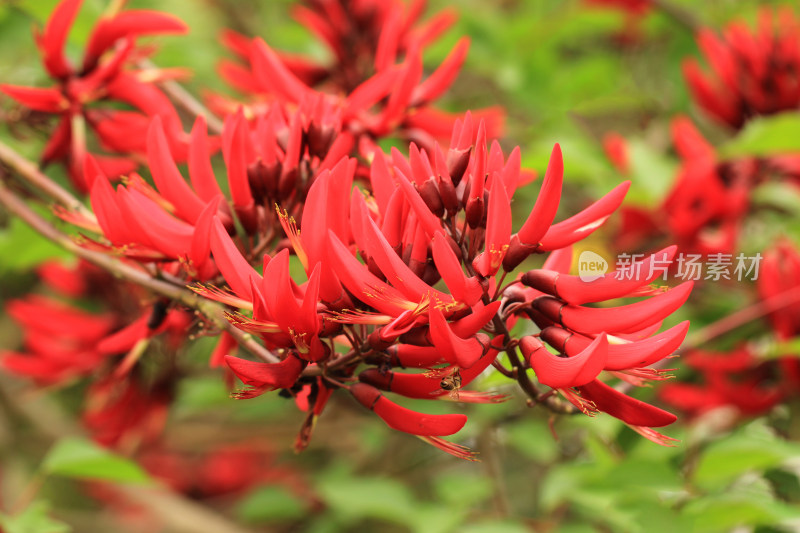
[
  {"x1": 349, "y1": 383, "x2": 466, "y2": 437},
  {"x1": 684, "y1": 8, "x2": 800, "y2": 129},
  {"x1": 660, "y1": 346, "x2": 784, "y2": 420},
  {"x1": 214, "y1": 0, "x2": 503, "y2": 161},
  {"x1": 0, "y1": 0, "x2": 188, "y2": 190}
]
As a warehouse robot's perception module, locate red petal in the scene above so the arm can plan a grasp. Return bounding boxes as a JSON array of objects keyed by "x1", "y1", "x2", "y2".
[
  {"x1": 526, "y1": 334, "x2": 608, "y2": 388},
  {"x1": 411, "y1": 38, "x2": 469, "y2": 105},
  {"x1": 147, "y1": 116, "x2": 206, "y2": 224},
  {"x1": 84, "y1": 10, "x2": 187, "y2": 70},
  {"x1": 535, "y1": 282, "x2": 693, "y2": 335},
  {"x1": 538, "y1": 181, "x2": 630, "y2": 251},
  {"x1": 209, "y1": 217, "x2": 262, "y2": 300},
  {"x1": 250, "y1": 38, "x2": 311, "y2": 102},
  {"x1": 671, "y1": 116, "x2": 715, "y2": 161},
  {"x1": 516, "y1": 143, "x2": 564, "y2": 246},
  {"x1": 431, "y1": 232, "x2": 483, "y2": 306},
  {"x1": 0, "y1": 85, "x2": 66, "y2": 112},
  {"x1": 225, "y1": 353, "x2": 305, "y2": 391},
  {"x1": 40, "y1": 0, "x2": 82, "y2": 78},
  {"x1": 350, "y1": 383, "x2": 467, "y2": 436},
  {"x1": 578, "y1": 379, "x2": 677, "y2": 427},
  {"x1": 522, "y1": 246, "x2": 677, "y2": 305},
  {"x1": 429, "y1": 306, "x2": 486, "y2": 369},
  {"x1": 188, "y1": 116, "x2": 224, "y2": 202}
]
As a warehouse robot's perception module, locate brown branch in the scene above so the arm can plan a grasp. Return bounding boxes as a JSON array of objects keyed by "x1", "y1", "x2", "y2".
[
  {"x1": 0, "y1": 140, "x2": 96, "y2": 224},
  {"x1": 0, "y1": 179, "x2": 280, "y2": 365},
  {"x1": 138, "y1": 59, "x2": 224, "y2": 135},
  {"x1": 650, "y1": 0, "x2": 702, "y2": 34},
  {"x1": 0, "y1": 375, "x2": 256, "y2": 533},
  {"x1": 685, "y1": 285, "x2": 800, "y2": 349}
]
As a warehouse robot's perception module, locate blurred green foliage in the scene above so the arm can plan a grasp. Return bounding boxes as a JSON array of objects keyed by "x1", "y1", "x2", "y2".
[{"x1": 2, "y1": 0, "x2": 800, "y2": 532}]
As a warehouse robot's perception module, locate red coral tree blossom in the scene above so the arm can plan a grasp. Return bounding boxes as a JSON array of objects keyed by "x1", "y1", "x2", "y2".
[
  {"x1": 196, "y1": 117, "x2": 691, "y2": 456},
  {"x1": 683, "y1": 7, "x2": 800, "y2": 129},
  {"x1": 214, "y1": 0, "x2": 503, "y2": 161},
  {"x1": 0, "y1": 0, "x2": 190, "y2": 190},
  {"x1": 614, "y1": 116, "x2": 800, "y2": 255},
  {"x1": 0, "y1": 0, "x2": 694, "y2": 463}
]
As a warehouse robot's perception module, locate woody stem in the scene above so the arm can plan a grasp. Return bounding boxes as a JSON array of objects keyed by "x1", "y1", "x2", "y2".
[
  {"x1": 463, "y1": 253, "x2": 577, "y2": 415},
  {"x1": 685, "y1": 285, "x2": 800, "y2": 349},
  {"x1": 138, "y1": 59, "x2": 224, "y2": 134},
  {"x1": 0, "y1": 140, "x2": 96, "y2": 223},
  {"x1": 650, "y1": 0, "x2": 702, "y2": 33},
  {"x1": 0, "y1": 177, "x2": 280, "y2": 366}
]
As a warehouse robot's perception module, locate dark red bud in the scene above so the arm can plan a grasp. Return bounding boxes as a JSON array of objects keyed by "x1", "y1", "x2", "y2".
[
  {"x1": 278, "y1": 167, "x2": 298, "y2": 200},
  {"x1": 319, "y1": 316, "x2": 343, "y2": 337},
  {"x1": 399, "y1": 326, "x2": 433, "y2": 346},
  {"x1": 358, "y1": 368, "x2": 393, "y2": 390},
  {"x1": 407, "y1": 258, "x2": 427, "y2": 278},
  {"x1": 447, "y1": 147, "x2": 471, "y2": 185},
  {"x1": 247, "y1": 160, "x2": 281, "y2": 204},
  {"x1": 368, "y1": 329, "x2": 395, "y2": 351},
  {"x1": 437, "y1": 175, "x2": 459, "y2": 217},
  {"x1": 523, "y1": 304, "x2": 558, "y2": 330},
  {"x1": 501, "y1": 284, "x2": 528, "y2": 304},
  {"x1": 502, "y1": 234, "x2": 538, "y2": 272},
  {"x1": 350, "y1": 383, "x2": 382, "y2": 410},
  {"x1": 520, "y1": 269, "x2": 559, "y2": 295},
  {"x1": 307, "y1": 122, "x2": 334, "y2": 158},
  {"x1": 419, "y1": 178, "x2": 444, "y2": 217},
  {"x1": 480, "y1": 188, "x2": 490, "y2": 227},
  {"x1": 367, "y1": 256, "x2": 386, "y2": 281},
  {"x1": 518, "y1": 336, "x2": 547, "y2": 365},
  {"x1": 235, "y1": 204, "x2": 259, "y2": 235},
  {"x1": 465, "y1": 195, "x2": 484, "y2": 229},
  {"x1": 421, "y1": 262, "x2": 442, "y2": 286},
  {"x1": 539, "y1": 326, "x2": 573, "y2": 353},
  {"x1": 532, "y1": 295, "x2": 565, "y2": 323}
]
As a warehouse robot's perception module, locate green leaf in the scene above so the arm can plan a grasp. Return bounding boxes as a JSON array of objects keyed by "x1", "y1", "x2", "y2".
[
  {"x1": 316, "y1": 474, "x2": 416, "y2": 527},
  {"x1": 626, "y1": 139, "x2": 678, "y2": 205},
  {"x1": 682, "y1": 494, "x2": 799, "y2": 533},
  {"x1": 506, "y1": 419, "x2": 559, "y2": 463},
  {"x1": 0, "y1": 501, "x2": 71, "y2": 533},
  {"x1": 432, "y1": 472, "x2": 493, "y2": 509},
  {"x1": 461, "y1": 521, "x2": 533, "y2": 533},
  {"x1": 42, "y1": 437, "x2": 151, "y2": 484},
  {"x1": 0, "y1": 218, "x2": 71, "y2": 274},
  {"x1": 751, "y1": 182, "x2": 800, "y2": 216},
  {"x1": 719, "y1": 113, "x2": 800, "y2": 158},
  {"x1": 235, "y1": 486, "x2": 307, "y2": 524},
  {"x1": 693, "y1": 421, "x2": 800, "y2": 491}
]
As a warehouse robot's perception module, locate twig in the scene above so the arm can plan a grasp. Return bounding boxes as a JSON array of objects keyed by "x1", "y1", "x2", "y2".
[
  {"x1": 650, "y1": 0, "x2": 702, "y2": 34},
  {"x1": 0, "y1": 180, "x2": 280, "y2": 365},
  {"x1": 684, "y1": 285, "x2": 800, "y2": 349},
  {"x1": 0, "y1": 375, "x2": 256, "y2": 533},
  {"x1": 0, "y1": 140, "x2": 96, "y2": 224},
  {"x1": 138, "y1": 59, "x2": 224, "y2": 134},
  {"x1": 478, "y1": 426, "x2": 511, "y2": 518}
]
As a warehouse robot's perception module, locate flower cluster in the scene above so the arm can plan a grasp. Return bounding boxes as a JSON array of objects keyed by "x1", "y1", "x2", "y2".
[
  {"x1": 0, "y1": 0, "x2": 190, "y2": 191},
  {"x1": 598, "y1": 7, "x2": 800, "y2": 423},
  {"x1": 684, "y1": 7, "x2": 800, "y2": 129},
  {"x1": 0, "y1": 260, "x2": 191, "y2": 449},
  {"x1": 615, "y1": 115, "x2": 800, "y2": 256},
  {"x1": 214, "y1": 0, "x2": 503, "y2": 163},
  {"x1": 659, "y1": 242, "x2": 800, "y2": 421},
  {"x1": 0, "y1": 0, "x2": 693, "y2": 463}
]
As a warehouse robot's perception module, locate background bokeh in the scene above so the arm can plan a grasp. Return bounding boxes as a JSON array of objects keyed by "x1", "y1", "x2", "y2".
[{"x1": 1, "y1": 1, "x2": 800, "y2": 532}]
